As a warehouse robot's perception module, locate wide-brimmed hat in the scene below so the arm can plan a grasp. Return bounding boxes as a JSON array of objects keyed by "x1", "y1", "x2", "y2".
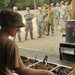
[
  {"x1": 26, "y1": 7, "x2": 30, "y2": 11},
  {"x1": 50, "y1": 3, "x2": 54, "y2": 6},
  {"x1": 38, "y1": 7, "x2": 42, "y2": 10},
  {"x1": 60, "y1": 1, "x2": 64, "y2": 4},
  {"x1": 0, "y1": 9, "x2": 25, "y2": 27}
]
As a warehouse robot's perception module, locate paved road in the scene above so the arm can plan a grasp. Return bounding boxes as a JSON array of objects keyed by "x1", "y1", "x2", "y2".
[{"x1": 9, "y1": 10, "x2": 65, "y2": 58}]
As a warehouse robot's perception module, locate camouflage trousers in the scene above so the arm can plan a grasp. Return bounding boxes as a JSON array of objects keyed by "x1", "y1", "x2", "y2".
[
  {"x1": 37, "y1": 22, "x2": 44, "y2": 36},
  {"x1": 13, "y1": 31, "x2": 21, "y2": 41},
  {"x1": 46, "y1": 21, "x2": 54, "y2": 35},
  {"x1": 43, "y1": 21, "x2": 48, "y2": 34}
]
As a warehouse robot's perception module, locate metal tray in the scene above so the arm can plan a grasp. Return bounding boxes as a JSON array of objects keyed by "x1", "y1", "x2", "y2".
[
  {"x1": 20, "y1": 56, "x2": 73, "y2": 75},
  {"x1": 51, "y1": 65, "x2": 72, "y2": 75},
  {"x1": 29, "y1": 61, "x2": 58, "y2": 70},
  {"x1": 20, "y1": 56, "x2": 39, "y2": 67}
]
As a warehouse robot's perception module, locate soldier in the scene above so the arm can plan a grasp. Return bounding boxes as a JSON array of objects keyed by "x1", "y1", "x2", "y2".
[
  {"x1": 0, "y1": 9, "x2": 55, "y2": 75},
  {"x1": 36, "y1": 7, "x2": 46, "y2": 38},
  {"x1": 68, "y1": 0, "x2": 75, "y2": 20},
  {"x1": 13, "y1": 6, "x2": 17, "y2": 12},
  {"x1": 24, "y1": 7, "x2": 34, "y2": 40},
  {"x1": 54, "y1": 3, "x2": 60, "y2": 30},
  {"x1": 42, "y1": 4, "x2": 49, "y2": 35},
  {"x1": 13, "y1": 6, "x2": 22, "y2": 42},
  {"x1": 46, "y1": 5, "x2": 54, "y2": 36},
  {"x1": 13, "y1": 28, "x2": 22, "y2": 42},
  {"x1": 50, "y1": 3, "x2": 54, "y2": 10},
  {"x1": 65, "y1": 1, "x2": 69, "y2": 9},
  {"x1": 59, "y1": 1, "x2": 68, "y2": 32},
  {"x1": 65, "y1": 1, "x2": 70, "y2": 20},
  {"x1": 42, "y1": 4, "x2": 48, "y2": 17}
]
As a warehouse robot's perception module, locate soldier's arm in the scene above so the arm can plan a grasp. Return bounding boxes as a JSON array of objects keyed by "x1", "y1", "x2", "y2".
[
  {"x1": 14, "y1": 67, "x2": 55, "y2": 75},
  {"x1": 50, "y1": 11, "x2": 54, "y2": 23}
]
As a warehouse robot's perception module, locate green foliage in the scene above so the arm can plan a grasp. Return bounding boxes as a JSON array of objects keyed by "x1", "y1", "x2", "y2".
[
  {"x1": 0, "y1": 0, "x2": 10, "y2": 9},
  {"x1": 15, "y1": 0, "x2": 34, "y2": 10},
  {"x1": 0, "y1": 0, "x2": 72, "y2": 10}
]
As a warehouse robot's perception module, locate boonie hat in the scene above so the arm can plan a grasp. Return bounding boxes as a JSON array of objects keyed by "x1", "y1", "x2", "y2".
[
  {"x1": 60, "y1": 1, "x2": 64, "y2": 4},
  {"x1": 26, "y1": 7, "x2": 30, "y2": 11},
  {"x1": 50, "y1": 3, "x2": 54, "y2": 6},
  {"x1": 65, "y1": 1, "x2": 69, "y2": 5},
  {"x1": 38, "y1": 7, "x2": 42, "y2": 10},
  {"x1": 0, "y1": 9, "x2": 25, "y2": 27},
  {"x1": 44, "y1": 4, "x2": 47, "y2": 7}
]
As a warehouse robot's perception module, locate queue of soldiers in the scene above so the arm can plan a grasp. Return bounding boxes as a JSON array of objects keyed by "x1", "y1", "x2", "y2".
[{"x1": 13, "y1": 0, "x2": 75, "y2": 42}]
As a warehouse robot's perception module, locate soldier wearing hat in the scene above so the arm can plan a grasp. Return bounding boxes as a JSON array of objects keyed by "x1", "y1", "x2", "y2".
[
  {"x1": 36, "y1": 7, "x2": 46, "y2": 38},
  {"x1": 59, "y1": 1, "x2": 68, "y2": 32},
  {"x1": 42, "y1": 4, "x2": 49, "y2": 35},
  {"x1": 43, "y1": 4, "x2": 48, "y2": 16},
  {"x1": 54, "y1": 3, "x2": 60, "y2": 30},
  {"x1": 68, "y1": 0, "x2": 75, "y2": 20},
  {"x1": 50, "y1": 3, "x2": 54, "y2": 6},
  {"x1": 60, "y1": 1, "x2": 64, "y2": 4},
  {"x1": 13, "y1": 7, "x2": 22, "y2": 42},
  {"x1": 13, "y1": 6, "x2": 17, "y2": 12},
  {"x1": 24, "y1": 7, "x2": 34, "y2": 40},
  {"x1": 50, "y1": 3, "x2": 54, "y2": 10},
  {"x1": 46, "y1": 5, "x2": 54, "y2": 35},
  {"x1": 13, "y1": 28, "x2": 22, "y2": 42},
  {"x1": 0, "y1": 9, "x2": 55, "y2": 75},
  {"x1": 65, "y1": 1, "x2": 70, "y2": 20}
]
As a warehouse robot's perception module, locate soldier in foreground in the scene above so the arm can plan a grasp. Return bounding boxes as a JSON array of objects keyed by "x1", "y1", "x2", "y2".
[{"x1": 0, "y1": 9, "x2": 55, "y2": 75}]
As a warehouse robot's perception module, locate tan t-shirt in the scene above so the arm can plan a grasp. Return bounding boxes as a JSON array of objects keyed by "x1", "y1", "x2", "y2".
[{"x1": 0, "y1": 36, "x2": 24, "y2": 75}]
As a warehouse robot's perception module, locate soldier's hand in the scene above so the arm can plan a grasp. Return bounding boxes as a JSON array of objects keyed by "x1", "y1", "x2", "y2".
[{"x1": 43, "y1": 70, "x2": 55, "y2": 75}]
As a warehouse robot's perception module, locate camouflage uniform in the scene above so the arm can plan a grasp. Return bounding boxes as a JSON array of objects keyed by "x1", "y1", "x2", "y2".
[
  {"x1": 59, "y1": 2, "x2": 68, "y2": 31},
  {"x1": 65, "y1": 2, "x2": 70, "y2": 20},
  {"x1": 68, "y1": 2, "x2": 75, "y2": 20},
  {"x1": 24, "y1": 7, "x2": 34, "y2": 40},
  {"x1": 13, "y1": 9, "x2": 22, "y2": 42},
  {"x1": 42, "y1": 4, "x2": 48, "y2": 17},
  {"x1": 43, "y1": 5, "x2": 49, "y2": 34},
  {"x1": 13, "y1": 29, "x2": 22, "y2": 42},
  {"x1": 36, "y1": 7, "x2": 46, "y2": 38},
  {"x1": 46, "y1": 6, "x2": 54, "y2": 35},
  {"x1": 54, "y1": 3, "x2": 60, "y2": 30}
]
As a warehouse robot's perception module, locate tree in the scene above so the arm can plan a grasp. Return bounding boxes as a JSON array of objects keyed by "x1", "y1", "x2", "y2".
[
  {"x1": 34, "y1": 0, "x2": 36, "y2": 9},
  {"x1": 0, "y1": 0, "x2": 10, "y2": 10},
  {"x1": 0, "y1": 0, "x2": 72, "y2": 10}
]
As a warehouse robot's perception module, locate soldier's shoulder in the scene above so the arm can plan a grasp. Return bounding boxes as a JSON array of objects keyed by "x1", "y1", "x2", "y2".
[
  {"x1": 68, "y1": 4, "x2": 72, "y2": 8},
  {"x1": 68, "y1": 4, "x2": 72, "y2": 10}
]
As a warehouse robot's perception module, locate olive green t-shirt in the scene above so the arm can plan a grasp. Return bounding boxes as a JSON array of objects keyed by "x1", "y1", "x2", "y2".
[{"x1": 0, "y1": 36, "x2": 24, "y2": 75}]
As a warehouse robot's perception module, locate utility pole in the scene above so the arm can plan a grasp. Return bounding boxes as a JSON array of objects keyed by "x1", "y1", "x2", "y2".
[
  {"x1": 34, "y1": 0, "x2": 36, "y2": 9},
  {"x1": 49, "y1": 0, "x2": 52, "y2": 4}
]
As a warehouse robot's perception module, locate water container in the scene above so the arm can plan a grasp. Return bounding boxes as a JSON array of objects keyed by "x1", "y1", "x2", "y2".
[{"x1": 66, "y1": 20, "x2": 75, "y2": 43}]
